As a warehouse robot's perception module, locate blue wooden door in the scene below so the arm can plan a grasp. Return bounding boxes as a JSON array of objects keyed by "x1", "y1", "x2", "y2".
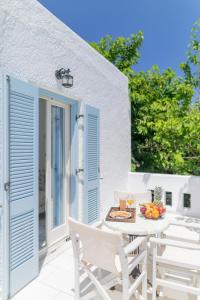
[
  {"x1": 83, "y1": 105, "x2": 100, "y2": 224},
  {"x1": 8, "y1": 77, "x2": 39, "y2": 296}
]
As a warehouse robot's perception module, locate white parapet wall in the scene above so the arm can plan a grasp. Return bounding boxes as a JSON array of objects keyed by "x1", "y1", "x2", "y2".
[{"x1": 128, "y1": 172, "x2": 200, "y2": 217}]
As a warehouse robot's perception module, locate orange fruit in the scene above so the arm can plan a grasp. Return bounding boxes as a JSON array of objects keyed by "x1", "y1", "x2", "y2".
[{"x1": 152, "y1": 209, "x2": 159, "y2": 219}]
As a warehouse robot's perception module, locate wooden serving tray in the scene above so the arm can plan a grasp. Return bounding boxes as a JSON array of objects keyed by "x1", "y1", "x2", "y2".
[{"x1": 105, "y1": 207, "x2": 136, "y2": 223}]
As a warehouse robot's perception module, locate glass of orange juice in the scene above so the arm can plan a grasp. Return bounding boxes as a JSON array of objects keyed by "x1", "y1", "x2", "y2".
[{"x1": 119, "y1": 199, "x2": 127, "y2": 211}]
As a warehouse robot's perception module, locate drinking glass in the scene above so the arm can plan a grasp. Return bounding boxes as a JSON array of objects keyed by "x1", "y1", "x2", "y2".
[
  {"x1": 119, "y1": 199, "x2": 127, "y2": 211},
  {"x1": 127, "y1": 199, "x2": 134, "y2": 209}
]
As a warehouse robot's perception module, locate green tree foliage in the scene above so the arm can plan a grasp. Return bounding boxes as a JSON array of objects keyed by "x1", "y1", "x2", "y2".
[
  {"x1": 130, "y1": 67, "x2": 200, "y2": 174},
  {"x1": 90, "y1": 32, "x2": 144, "y2": 76},
  {"x1": 90, "y1": 23, "x2": 200, "y2": 175},
  {"x1": 180, "y1": 18, "x2": 200, "y2": 90}
]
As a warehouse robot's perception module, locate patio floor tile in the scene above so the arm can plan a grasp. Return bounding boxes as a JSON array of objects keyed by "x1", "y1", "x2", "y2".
[
  {"x1": 49, "y1": 252, "x2": 74, "y2": 271},
  {"x1": 38, "y1": 266, "x2": 74, "y2": 295},
  {"x1": 11, "y1": 280, "x2": 59, "y2": 300},
  {"x1": 52, "y1": 292, "x2": 74, "y2": 300}
]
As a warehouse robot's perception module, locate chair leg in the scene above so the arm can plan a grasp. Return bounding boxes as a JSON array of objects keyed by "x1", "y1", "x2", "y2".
[
  {"x1": 152, "y1": 246, "x2": 157, "y2": 300},
  {"x1": 158, "y1": 271, "x2": 165, "y2": 299},
  {"x1": 141, "y1": 250, "x2": 147, "y2": 300},
  {"x1": 142, "y1": 271, "x2": 147, "y2": 299},
  {"x1": 122, "y1": 274, "x2": 130, "y2": 300},
  {"x1": 197, "y1": 274, "x2": 200, "y2": 300},
  {"x1": 74, "y1": 261, "x2": 80, "y2": 300}
]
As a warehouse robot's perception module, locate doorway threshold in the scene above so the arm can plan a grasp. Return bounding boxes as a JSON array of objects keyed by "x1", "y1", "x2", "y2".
[{"x1": 39, "y1": 236, "x2": 70, "y2": 265}]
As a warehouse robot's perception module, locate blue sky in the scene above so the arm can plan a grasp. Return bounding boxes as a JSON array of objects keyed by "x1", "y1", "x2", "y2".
[{"x1": 38, "y1": 0, "x2": 200, "y2": 75}]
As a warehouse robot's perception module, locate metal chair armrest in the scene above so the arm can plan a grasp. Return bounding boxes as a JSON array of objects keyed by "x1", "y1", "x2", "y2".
[
  {"x1": 170, "y1": 219, "x2": 200, "y2": 231},
  {"x1": 91, "y1": 220, "x2": 103, "y2": 229},
  {"x1": 150, "y1": 237, "x2": 200, "y2": 250}
]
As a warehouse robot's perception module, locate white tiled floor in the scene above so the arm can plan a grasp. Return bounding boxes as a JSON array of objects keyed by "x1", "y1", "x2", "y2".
[
  {"x1": 12, "y1": 242, "x2": 75, "y2": 300},
  {"x1": 10, "y1": 240, "x2": 194, "y2": 300},
  {"x1": 11, "y1": 241, "x2": 137, "y2": 300}
]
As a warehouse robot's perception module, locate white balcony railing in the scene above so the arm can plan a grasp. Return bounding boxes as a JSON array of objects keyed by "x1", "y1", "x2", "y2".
[{"x1": 128, "y1": 172, "x2": 200, "y2": 218}]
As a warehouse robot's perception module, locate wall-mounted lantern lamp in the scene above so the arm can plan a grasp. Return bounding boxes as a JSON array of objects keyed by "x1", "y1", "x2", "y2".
[{"x1": 55, "y1": 68, "x2": 73, "y2": 88}]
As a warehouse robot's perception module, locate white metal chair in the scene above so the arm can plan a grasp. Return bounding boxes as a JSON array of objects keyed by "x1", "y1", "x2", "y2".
[
  {"x1": 68, "y1": 217, "x2": 148, "y2": 300},
  {"x1": 150, "y1": 232, "x2": 200, "y2": 300}
]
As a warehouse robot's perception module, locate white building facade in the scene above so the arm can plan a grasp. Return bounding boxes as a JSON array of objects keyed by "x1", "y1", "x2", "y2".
[{"x1": 0, "y1": 1, "x2": 130, "y2": 299}]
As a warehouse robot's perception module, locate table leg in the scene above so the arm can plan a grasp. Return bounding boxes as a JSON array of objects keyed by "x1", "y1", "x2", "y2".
[
  {"x1": 129, "y1": 234, "x2": 159, "y2": 297},
  {"x1": 129, "y1": 235, "x2": 141, "y2": 278}
]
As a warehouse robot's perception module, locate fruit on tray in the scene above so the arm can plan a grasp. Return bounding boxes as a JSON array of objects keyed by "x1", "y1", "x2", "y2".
[{"x1": 140, "y1": 202, "x2": 166, "y2": 219}]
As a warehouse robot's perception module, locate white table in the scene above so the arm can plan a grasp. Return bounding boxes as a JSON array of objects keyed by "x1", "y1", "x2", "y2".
[
  {"x1": 104, "y1": 210, "x2": 173, "y2": 236},
  {"x1": 104, "y1": 211, "x2": 200, "y2": 294}
]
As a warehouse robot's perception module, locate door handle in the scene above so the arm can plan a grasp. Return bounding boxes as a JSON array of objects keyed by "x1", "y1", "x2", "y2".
[
  {"x1": 4, "y1": 182, "x2": 10, "y2": 192},
  {"x1": 76, "y1": 169, "x2": 84, "y2": 175}
]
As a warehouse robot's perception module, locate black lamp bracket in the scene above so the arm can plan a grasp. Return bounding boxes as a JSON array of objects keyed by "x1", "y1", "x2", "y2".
[
  {"x1": 55, "y1": 68, "x2": 70, "y2": 80},
  {"x1": 76, "y1": 114, "x2": 84, "y2": 121}
]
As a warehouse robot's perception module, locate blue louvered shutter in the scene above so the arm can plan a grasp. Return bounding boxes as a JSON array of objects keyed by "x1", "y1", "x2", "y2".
[
  {"x1": 83, "y1": 105, "x2": 100, "y2": 224},
  {"x1": 70, "y1": 103, "x2": 79, "y2": 219},
  {"x1": 8, "y1": 77, "x2": 39, "y2": 296}
]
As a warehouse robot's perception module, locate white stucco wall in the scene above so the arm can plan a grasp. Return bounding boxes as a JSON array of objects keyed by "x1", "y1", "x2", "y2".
[
  {"x1": 0, "y1": 0, "x2": 130, "y2": 219},
  {"x1": 0, "y1": 75, "x2": 3, "y2": 298},
  {"x1": 128, "y1": 172, "x2": 200, "y2": 217}
]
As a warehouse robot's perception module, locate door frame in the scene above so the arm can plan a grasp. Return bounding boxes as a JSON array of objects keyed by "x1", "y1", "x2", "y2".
[
  {"x1": 39, "y1": 88, "x2": 80, "y2": 222},
  {"x1": 2, "y1": 79, "x2": 80, "y2": 300},
  {"x1": 45, "y1": 99, "x2": 70, "y2": 247},
  {"x1": 2, "y1": 75, "x2": 10, "y2": 300}
]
